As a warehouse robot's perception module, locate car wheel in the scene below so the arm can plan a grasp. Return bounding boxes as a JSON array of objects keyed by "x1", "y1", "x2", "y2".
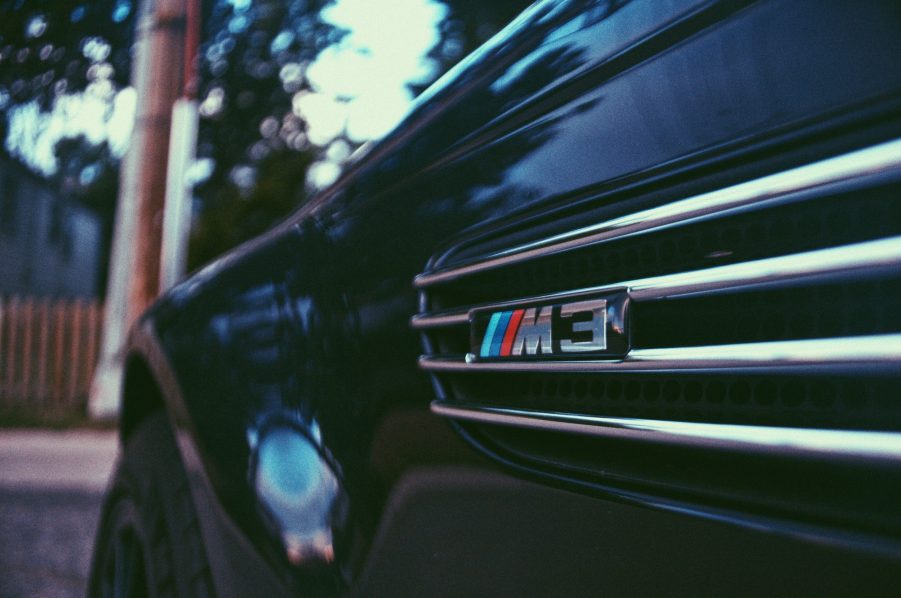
[{"x1": 89, "y1": 411, "x2": 215, "y2": 598}]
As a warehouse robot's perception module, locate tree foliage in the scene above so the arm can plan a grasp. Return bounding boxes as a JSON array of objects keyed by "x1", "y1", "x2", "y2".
[
  {"x1": 422, "y1": 0, "x2": 531, "y2": 93},
  {"x1": 0, "y1": 0, "x2": 135, "y2": 111},
  {"x1": 189, "y1": 0, "x2": 337, "y2": 268},
  {"x1": 1, "y1": 0, "x2": 535, "y2": 277}
]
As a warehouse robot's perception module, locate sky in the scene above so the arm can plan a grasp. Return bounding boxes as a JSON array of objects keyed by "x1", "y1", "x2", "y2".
[
  {"x1": 290, "y1": 0, "x2": 447, "y2": 187},
  {"x1": 5, "y1": 0, "x2": 449, "y2": 189},
  {"x1": 5, "y1": 37, "x2": 135, "y2": 175}
]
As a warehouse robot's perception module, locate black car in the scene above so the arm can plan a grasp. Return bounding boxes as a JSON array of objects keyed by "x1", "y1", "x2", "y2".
[{"x1": 90, "y1": 0, "x2": 901, "y2": 596}]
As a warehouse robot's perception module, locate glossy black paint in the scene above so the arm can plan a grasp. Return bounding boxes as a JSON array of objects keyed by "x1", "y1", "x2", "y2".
[{"x1": 127, "y1": 0, "x2": 901, "y2": 591}]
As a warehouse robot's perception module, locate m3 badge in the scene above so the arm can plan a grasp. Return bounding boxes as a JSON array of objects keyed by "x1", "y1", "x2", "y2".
[{"x1": 470, "y1": 291, "x2": 629, "y2": 361}]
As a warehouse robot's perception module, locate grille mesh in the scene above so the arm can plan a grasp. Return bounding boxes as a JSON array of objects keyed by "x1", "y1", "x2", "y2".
[
  {"x1": 633, "y1": 277, "x2": 901, "y2": 348},
  {"x1": 416, "y1": 143, "x2": 901, "y2": 436},
  {"x1": 427, "y1": 181, "x2": 901, "y2": 310},
  {"x1": 442, "y1": 372, "x2": 901, "y2": 431}
]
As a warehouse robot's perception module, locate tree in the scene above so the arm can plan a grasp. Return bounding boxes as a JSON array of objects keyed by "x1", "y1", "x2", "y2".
[
  {"x1": 190, "y1": 145, "x2": 316, "y2": 268},
  {"x1": 418, "y1": 0, "x2": 532, "y2": 94},
  {"x1": 0, "y1": 0, "x2": 135, "y2": 111},
  {"x1": 189, "y1": 0, "x2": 339, "y2": 267},
  {"x1": 0, "y1": 0, "x2": 535, "y2": 277}
]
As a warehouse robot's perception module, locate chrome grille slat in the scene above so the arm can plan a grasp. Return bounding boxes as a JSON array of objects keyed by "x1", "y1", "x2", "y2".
[
  {"x1": 412, "y1": 235, "x2": 901, "y2": 331},
  {"x1": 420, "y1": 334, "x2": 901, "y2": 373},
  {"x1": 430, "y1": 402, "x2": 901, "y2": 461},
  {"x1": 416, "y1": 139, "x2": 901, "y2": 446},
  {"x1": 411, "y1": 311, "x2": 470, "y2": 330},
  {"x1": 415, "y1": 139, "x2": 901, "y2": 288}
]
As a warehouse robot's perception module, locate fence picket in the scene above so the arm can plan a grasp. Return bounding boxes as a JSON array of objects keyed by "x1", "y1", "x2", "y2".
[
  {"x1": 85, "y1": 302, "x2": 100, "y2": 397},
  {"x1": 21, "y1": 299, "x2": 34, "y2": 406},
  {"x1": 53, "y1": 301, "x2": 66, "y2": 405},
  {"x1": 0, "y1": 295, "x2": 104, "y2": 418},
  {"x1": 36, "y1": 299, "x2": 50, "y2": 402},
  {"x1": 7, "y1": 298, "x2": 19, "y2": 403},
  {"x1": 67, "y1": 299, "x2": 83, "y2": 403},
  {"x1": 0, "y1": 297, "x2": 5, "y2": 404}
]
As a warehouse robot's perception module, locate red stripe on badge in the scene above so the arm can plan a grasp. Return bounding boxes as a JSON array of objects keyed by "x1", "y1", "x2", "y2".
[{"x1": 500, "y1": 309, "x2": 525, "y2": 356}]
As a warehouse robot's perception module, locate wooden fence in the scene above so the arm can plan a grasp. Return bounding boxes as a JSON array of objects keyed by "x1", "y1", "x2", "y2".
[{"x1": 0, "y1": 296, "x2": 103, "y2": 416}]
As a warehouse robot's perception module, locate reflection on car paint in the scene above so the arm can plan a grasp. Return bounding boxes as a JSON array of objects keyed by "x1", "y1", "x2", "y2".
[{"x1": 249, "y1": 414, "x2": 347, "y2": 567}]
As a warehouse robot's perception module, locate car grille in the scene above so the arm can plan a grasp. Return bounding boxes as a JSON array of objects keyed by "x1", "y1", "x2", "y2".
[{"x1": 414, "y1": 139, "x2": 901, "y2": 459}]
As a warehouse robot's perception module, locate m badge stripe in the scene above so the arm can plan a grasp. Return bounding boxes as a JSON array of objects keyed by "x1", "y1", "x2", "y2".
[
  {"x1": 480, "y1": 312, "x2": 503, "y2": 358},
  {"x1": 490, "y1": 311, "x2": 513, "y2": 357},
  {"x1": 500, "y1": 309, "x2": 525, "y2": 356},
  {"x1": 479, "y1": 309, "x2": 528, "y2": 357}
]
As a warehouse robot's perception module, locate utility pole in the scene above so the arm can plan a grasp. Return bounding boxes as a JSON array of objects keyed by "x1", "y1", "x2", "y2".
[
  {"x1": 161, "y1": 0, "x2": 201, "y2": 292},
  {"x1": 89, "y1": 0, "x2": 189, "y2": 418}
]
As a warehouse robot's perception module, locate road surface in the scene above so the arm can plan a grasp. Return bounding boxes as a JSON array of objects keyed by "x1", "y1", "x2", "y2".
[{"x1": 0, "y1": 429, "x2": 118, "y2": 597}]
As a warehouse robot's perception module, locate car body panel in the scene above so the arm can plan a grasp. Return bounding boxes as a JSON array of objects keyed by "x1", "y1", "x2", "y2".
[{"x1": 122, "y1": 0, "x2": 901, "y2": 592}]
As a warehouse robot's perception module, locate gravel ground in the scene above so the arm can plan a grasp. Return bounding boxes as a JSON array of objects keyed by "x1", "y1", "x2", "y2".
[
  {"x1": 0, "y1": 430, "x2": 117, "y2": 598},
  {"x1": 0, "y1": 487, "x2": 105, "y2": 597}
]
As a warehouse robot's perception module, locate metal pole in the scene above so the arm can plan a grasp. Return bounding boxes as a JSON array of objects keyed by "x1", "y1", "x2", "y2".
[
  {"x1": 160, "y1": 0, "x2": 201, "y2": 292},
  {"x1": 160, "y1": 98, "x2": 198, "y2": 291}
]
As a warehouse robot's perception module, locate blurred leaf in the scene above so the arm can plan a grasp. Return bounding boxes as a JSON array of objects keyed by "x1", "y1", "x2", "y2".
[{"x1": 0, "y1": 0, "x2": 533, "y2": 276}]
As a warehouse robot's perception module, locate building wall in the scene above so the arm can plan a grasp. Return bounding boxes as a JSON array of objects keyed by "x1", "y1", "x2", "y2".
[{"x1": 0, "y1": 160, "x2": 102, "y2": 299}]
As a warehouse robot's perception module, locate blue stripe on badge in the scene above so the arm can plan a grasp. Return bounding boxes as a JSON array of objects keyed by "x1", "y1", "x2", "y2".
[
  {"x1": 480, "y1": 312, "x2": 502, "y2": 358},
  {"x1": 490, "y1": 311, "x2": 512, "y2": 357}
]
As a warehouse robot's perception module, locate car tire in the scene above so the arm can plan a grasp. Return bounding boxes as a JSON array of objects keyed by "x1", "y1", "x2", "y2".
[{"x1": 88, "y1": 411, "x2": 215, "y2": 598}]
